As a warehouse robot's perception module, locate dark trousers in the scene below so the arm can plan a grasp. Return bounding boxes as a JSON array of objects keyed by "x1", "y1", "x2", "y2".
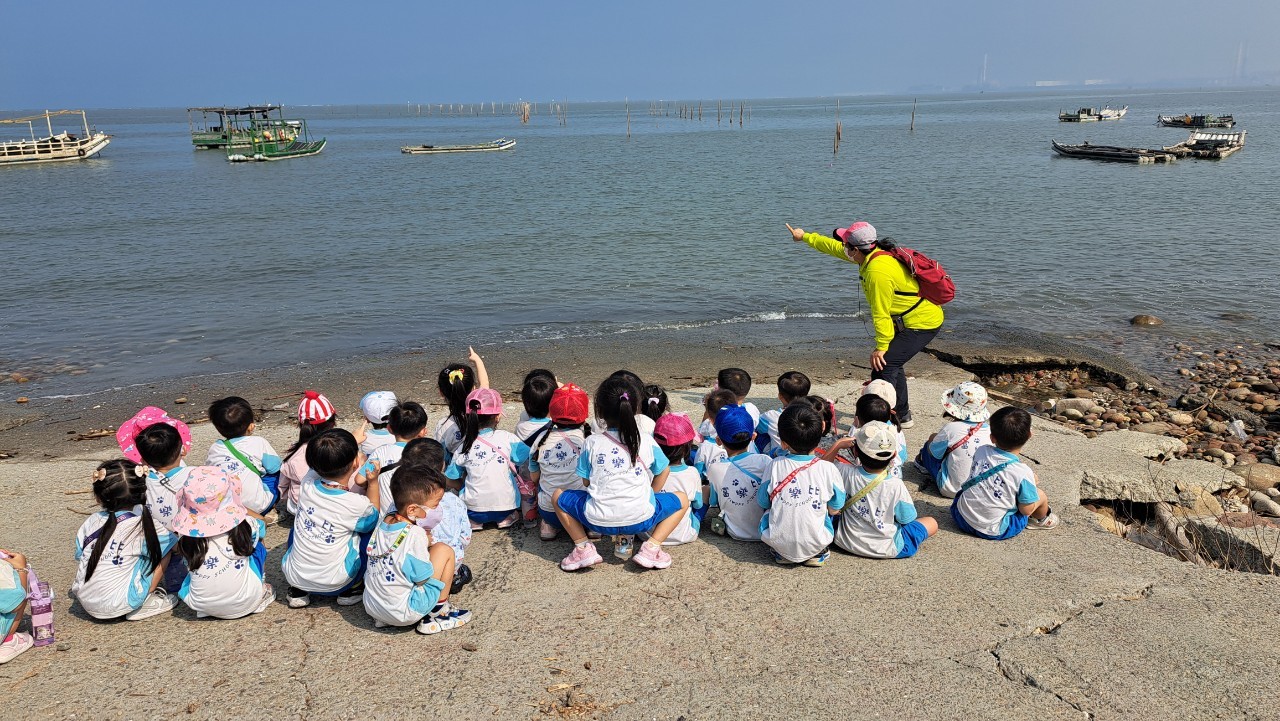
[{"x1": 872, "y1": 326, "x2": 940, "y2": 421}]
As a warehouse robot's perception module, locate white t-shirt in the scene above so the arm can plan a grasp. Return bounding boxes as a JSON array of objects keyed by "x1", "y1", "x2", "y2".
[
  {"x1": 146, "y1": 464, "x2": 200, "y2": 532},
  {"x1": 758, "y1": 456, "x2": 846, "y2": 563},
  {"x1": 433, "y1": 416, "x2": 465, "y2": 462},
  {"x1": 363, "y1": 520, "x2": 442, "y2": 627},
  {"x1": 445, "y1": 429, "x2": 529, "y2": 513},
  {"x1": 839, "y1": 427, "x2": 910, "y2": 476},
  {"x1": 364, "y1": 441, "x2": 407, "y2": 516},
  {"x1": 591, "y1": 414, "x2": 656, "y2": 438},
  {"x1": 926, "y1": 420, "x2": 993, "y2": 498},
  {"x1": 205, "y1": 436, "x2": 279, "y2": 513},
  {"x1": 707, "y1": 451, "x2": 772, "y2": 541},
  {"x1": 742, "y1": 402, "x2": 762, "y2": 429},
  {"x1": 953, "y1": 445, "x2": 1041, "y2": 537},
  {"x1": 834, "y1": 465, "x2": 918, "y2": 558},
  {"x1": 693, "y1": 439, "x2": 728, "y2": 476},
  {"x1": 72, "y1": 506, "x2": 176, "y2": 619},
  {"x1": 755, "y1": 408, "x2": 784, "y2": 457},
  {"x1": 574, "y1": 431, "x2": 670, "y2": 527},
  {"x1": 528, "y1": 428, "x2": 586, "y2": 512},
  {"x1": 178, "y1": 518, "x2": 268, "y2": 618},
  {"x1": 360, "y1": 428, "x2": 396, "y2": 458},
  {"x1": 659, "y1": 464, "x2": 702, "y2": 545},
  {"x1": 282, "y1": 479, "x2": 379, "y2": 593}
]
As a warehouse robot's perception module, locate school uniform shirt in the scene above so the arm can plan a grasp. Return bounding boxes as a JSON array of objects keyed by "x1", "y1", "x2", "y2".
[
  {"x1": 429, "y1": 492, "x2": 472, "y2": 562},
  {"x1": 434, "y1": 416, "x2": 465, "y2": 463},
  {"x1": 591, "y1": 414, "x2": 656, "y2": 438},
  {"x1": 206, "y1": 436, "x2": 280, "y2": 513},
  {"x1": 757, "y1": 455, "x2": 846, "y2": 563},
  {"x1": 574, "y1": 431, "x2": 671, "y2": 527},
  {"x1": 755, "y1": 408, "x2": 784, "y2": 457},
  {"x1": 445, "y1": 429, "x2": 529, "y2": 513},
  {"x1": 178, "y1": 518, "x2": 268, "y2": 619},
  {"x1": 927, "y1": 420, "x2": 993, "y2": 498},
  {"x1": 693, "y1": 439, "x2": 728, "y2": 477},
  {"x1": 515, "y1": 416, "x2": 552, "y2": 477},
  {"x1": 528, "y1": 428, "x2": 586, "y2": 512},
  {"x1": 282, "y1": 479, "x2": 379, "y2": 593},
  {"x1": 363, "y1": 520, "x2": 443, "y2": 627},
  {"x1": 953, "y1": 445, "x2": 1041, "y2": 537},
  {"x1": 0, "y1": 563, "x2": 23, "y2": 630},
  {"x1": 706, "y1": 451, "x2": 772, "y2": 541},
  {"x1": 742, "y1": 402, "x2": 762, "y2": 429},
  {"x1": 146, "y1": 464, "x2": 201, "y2": 532},
  {"x1": 659, "y1": 464, "x2": 703, "y2": 546},
  {"x1": 360, "y1": 428, "x2": 396, "y2": 458},
  {"x1": 279, "y1": 445, "x2": 311, "y2": 514},
  {"x1": 72, "y1": 506, "x2": 177, "y2": 619},
  {"x1": 834, "y1": 465, "x2": 918, "y2": 558},
  {"x1": 363, "y1": 441, "x2": 407, "y2": 516}
]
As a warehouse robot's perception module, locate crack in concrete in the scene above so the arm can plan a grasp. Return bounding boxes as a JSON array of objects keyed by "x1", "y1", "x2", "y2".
[{"x1": 291, "y1": 612, "x2": 319, "y2": 720}]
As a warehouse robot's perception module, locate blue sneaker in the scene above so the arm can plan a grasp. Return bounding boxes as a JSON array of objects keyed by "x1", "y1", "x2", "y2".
[
  {"x1": 417, "y1": 603, "x2": 473, "y2": 635},
  {"x1": 802, "y1": 550, "x2": 831, "y2": 567}
]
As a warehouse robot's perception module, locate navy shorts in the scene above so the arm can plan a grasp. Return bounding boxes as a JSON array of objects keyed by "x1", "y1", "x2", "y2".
[
  {"x1": 950, "y1": 503, "x2": 1028, "y2": 540},
  {"x1": 556, "y1": 489, "x2": 683, "y2": 536},
  {"x1": 895, "y1": 520, "x2": 930, "y2": 558},
  {"x1": 538, "y1": 508, "x2": 563, "y2": 529},
  {"x1": 467, "y1": 509, "x2": 517, "y2": 524}
]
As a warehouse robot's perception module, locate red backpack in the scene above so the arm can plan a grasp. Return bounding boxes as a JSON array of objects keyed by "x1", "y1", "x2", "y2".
[{"x1": 869, "y1": 245, "x2": 956, "y2": 306}]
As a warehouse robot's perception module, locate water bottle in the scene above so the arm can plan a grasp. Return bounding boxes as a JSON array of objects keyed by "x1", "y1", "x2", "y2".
[
  {"x1": 613, "y1": 535, "x2": 634, "y2": 560},
  {"x1": 30, "y1": 581, "x2": 54, "y2": 647}
]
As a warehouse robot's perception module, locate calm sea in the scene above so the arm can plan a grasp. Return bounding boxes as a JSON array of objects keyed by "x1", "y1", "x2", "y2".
[{"x1": 2, "y1": 88, "x2": 1277, "y2": 398}]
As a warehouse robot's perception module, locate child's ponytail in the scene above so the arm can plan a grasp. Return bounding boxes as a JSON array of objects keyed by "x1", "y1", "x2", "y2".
[
  {"x1": 438, "y1": 364, "x2": 476, "y2": 428},
  {"x1": 616, "y1": 394, "x2": 641, "y2": 463},
  {"x1": 86, "y1": 460, "x2": 160, "y2": 580},
  {"x1": 596, "y1": 376, "x2": 641, "y2": 463},
  {"x1": 460, "y1": 397, "x2": 483, "y2": 454}
]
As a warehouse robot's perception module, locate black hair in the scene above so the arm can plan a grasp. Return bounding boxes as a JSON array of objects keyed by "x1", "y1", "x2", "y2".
[
  {"x1": 528, "y1": 419, "x2": 589, "y2": 458},
  {"x1": 855, "y1": 447, "x2": 892, "y2": 472},
  {"x1": 85, "y1": 460, "x2": 162, "y2": 583},
  {"x1": 799, "y1": 395, "x2": 836, "y2": 436},
  {"x1": 704, "y1": 388, "x2": 738, "y2": 416},
  {"x1": 778, "y1": 403, "x2": 823, "y2": 455},
  {"x1": 388, "y1": 401, "x2": 429, "y2": 440},
  {"x1": 178, "y1": 520, "x2": 255, "y2": 571},
  {"x1": 521, "y1": 373, "x2": 557, "y2": 420},
  {"x1": 990, "y1": 406, "x2": 1032, "y2": 450},
  {"x1": 607, "y1": 370, "x2": 646, "y2": 417},
  {"x1": 460, "y1": 397, "x2": 500, "y2": 454},
  {"x1": 596, "y1": 375, "x2": 642, "y2": 462},
  {"x1": 843, "y1": 233, "x2": 898, "y2": 254},
  {"x1": 777, "y1": 371, "x2": 812, "y2": 403},
  {"x1": 305, "y1": 428, "x2": 360, "y2": 480},
  {"x1": 398, "y1": 437, "x2": 446, "y2": 473},
  {"x1": 390, "y1": 464, "x2": 447, "y2": 513},
  {"x1": 642, "y1": 384, "x2": 669, "y2": 422},
  {"x1": 209, "y1": 396, "x2": 255, "y2": 439},
  {"x1": 437, "y1": 363, "x2": 477, "y2": 429},
  {"x1": 134, "y1": 423, "x2": 182, "y2": 468},
  {"x1": 720, "y1": 419, "x2": 755, "y2": 454},
  {"x1": 855, "y1": 394, "x2": 893, "y2": 428},
  {"x1": 657, "y1": 439, "x2": 693, "y2": 467},
  {"x1": 717, "y1": 368, "x2": 752, "y2": 399},
  {"x1": 282, "y1": 415, "x2": 337, "y2": 464}
]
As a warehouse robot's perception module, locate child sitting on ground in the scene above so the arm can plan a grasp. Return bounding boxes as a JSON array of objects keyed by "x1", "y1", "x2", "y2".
[
  {"x1": 433, "y1": 348, "x2": 490, "y2": 463},
  {"x1": 363, "y1": 465, "x2": 471, "y2": 635},
  {"x1": 833, "y1": 421, "x2": 937, "y2": 559},
  {"x1": 173, "y1": 471, "x2": 275, "y2": 619},
  {"x1": 951, "y1": 407, "x2": 1060, "y2": 539},
  {"x1": 527, "y1": 383, "x2": 590, "y2": 541},
  {"x1": 718, "y1": 367, "x2": 761, "y2": 428},
  {"x1": 796, "y1": 394, "x2": 840, "y2": 455},
  {"x1": 357, "y1": 391, "x2": 398, "y2": 457},
  {"x1": 642, "y1": 384, "x2": 669, "y2": 423},
  {"x1": 515, "y1": 370, "x2": 558, "y2": 526},
  {"x1": 116, "y1": 407, "x2": 192, "y2": 531},
  {"x1": 394, "y1": 438, "x2": 472, "y2": 594},
  {"x1": 72, "y1": 459, "x2": 178, "y2": 621},
  {"x1": 281, "y1": 429, "x2": 380, "y2": 608},
  {"x1": 824, "y1": 394, "x2": 907, "y2": 473},
  {"x1": 553, "y1": 377, "x2": 689, "y2": 571},
  {"x1": 756, "y1": 371, "x2": 811, "y2": 457},
  {"x1": 653, "y1": 414, "x2": 702, "y2": 546},
  {"x1": 205, "y1": 396, "x2": 280, "y2": 516},
  {"x1": 592, "y1": 370, "x2": 656, "y2": 437},
  {"x1": 916, "y1": 381, "x2": 993, "y2": 498},
  {"x1": 445, "y1": 388, "x2": 529, "y2": 530},
  {"x1": 705, "y1": 405, "x2": 772, "y2": 541},
  {"x1": 0, "y1": 549, "x2": 32, "y2": 663},
  {"x1": 280, "y1": 391, "x2": 338, "y2": 514},
  {"x1": 364, "y1": 402, "x2": 430, "y2": 515},
  {"x1": 757, "y1": 403, "x2": 847, "y2": 566},
  {"x1": 694, "y1": 388, "x2": 737, "y2": 475}
]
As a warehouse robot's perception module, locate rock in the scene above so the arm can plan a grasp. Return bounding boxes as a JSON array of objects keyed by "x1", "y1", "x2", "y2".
[
  {"x1": 1267, "y1": 488, "x2": 1280, "y2": 499},
  {"x1": 461, "y1": 642, "x2": 478, "y2": 652},
  {"x1": 1178, "y1": 487, "x2": 1224, "y2": 517},
  {"x1": 1053, "y1": 380, "x2": 1070, "y2": 391},
  {"x1": 1090, "y1": 430, "x2": 1187, "y2": 459},
  {"x1": 1056, "y1": 398, "x2": 1097, "y2": 414},
  {"x1": 1063, "y1": 408, "x2": 1085, "y2": 420},
  {"x1": 16, "y1": 397, "x2": 28, "y2": 404},
  {"x1": 1169, "y1": 413, "x2": 1195, "y2": 426},
  {"x1": 1081, "y1": 458, "x2": 1241, "y2": 503},
  {"x1": 1124, "y1": 382, "x2": 1139, "y2": 391},
  {"x1": 175, "y1": 397, "x2": 188, "y2": 404},
  {"x1": 1066, "y1": 388, "x2": 1094, "y2": 399},
  {"x1": 1132, "y1": 422, "x2": 1171, "y2": 434},
  {"x1": 1130, "y1": 314, "x2": 1164, "y2": 326},
  {"x1": 1231, "y1": 463, "x2": 1280, "y2": 492}
]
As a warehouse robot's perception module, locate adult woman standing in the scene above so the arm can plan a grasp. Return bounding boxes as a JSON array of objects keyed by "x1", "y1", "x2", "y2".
[{"x1": 786, "y1": 220, "x2": 943, "y2": 428}]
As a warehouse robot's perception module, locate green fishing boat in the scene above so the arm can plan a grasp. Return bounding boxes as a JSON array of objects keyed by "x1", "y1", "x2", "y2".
[
  {"x1": 188, "y1": 105, "x2": 281, "y2": 149},
  {"x1": 225, "y1": 116, "x2": 325, "y2": 162}
]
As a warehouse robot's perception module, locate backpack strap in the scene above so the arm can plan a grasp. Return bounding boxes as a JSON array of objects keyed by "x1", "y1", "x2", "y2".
[
  {"x1": 869, "y1": 249, "x2": 926, "y2": 314},
  {"x1": 768, "y1": 458, "x2": 821, "y2": 503},
  {"x1": 944, "y1": 422, "x2": 985, "y2": 459},
  {"x1": 841, "y1": 469, "x2": 890, "y2": 512},
  {"x1": 83, "y1": 511, "x2": 138, "y2": 547},
  {"x1": 728, "y1": 458, "x2": 763, "y2": 484},
  {"x1": 475, "y1": 435, "x2": 520, "y2": 479},
  {"x1": 222, "y1": 439, "x2": 264, "y2": 478},
  {"x1": 958, "y1": 460, "x2": 1014, "y2": 495}
]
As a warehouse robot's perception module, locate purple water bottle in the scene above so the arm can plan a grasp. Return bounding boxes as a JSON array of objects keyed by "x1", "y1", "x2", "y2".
[{"x1": 30, "y1": 578, "x2": 54, "y2": 646}]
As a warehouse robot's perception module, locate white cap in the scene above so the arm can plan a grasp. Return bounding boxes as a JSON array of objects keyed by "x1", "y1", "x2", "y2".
[
  {"x1": 360, "y1": 391, "x2": 398, "y2": 424},
  {"x1": 861, "y1": 379, "x2": 898, "y2": 411},
  {"x1": 854, "y1": 420, "x2": 898, "y2": 461}
]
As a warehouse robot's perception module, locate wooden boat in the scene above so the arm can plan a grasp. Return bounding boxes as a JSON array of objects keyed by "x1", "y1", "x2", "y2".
[
  {"x1": 0, "y1": 110, "x2": 110, "y2": 166},
  {"x1": 1163, "y1": 129, "x2": 1246, "y2": 159},
  {"x1": 401, "y1": 137, "x2": 516, "y2": 154},
  {"x1": 1059, "y1": 105, "x2": 1128, "y2": 122},
  {"x1": 1051, "y1": 140, "x2": 1176, "y2": 164},
  {"x1": 188, "y1": 105, "x2": 281, "y2": 149},
  {"x1": 1157, "y1": 113, "x2": 1235, "y2": 129},
  {"x1": 226, "y1": 116, "x2": 325, "y2": 162}
]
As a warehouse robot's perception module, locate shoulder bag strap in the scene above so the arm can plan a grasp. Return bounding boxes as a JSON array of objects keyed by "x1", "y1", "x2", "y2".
[
  {"x1": 768, "y1": 458, "x2": 821, "y2": 503},
  {"x1": 944, "y1": 422, "x2": 985, "y2": 459},
  {"x1": 83, "y1": 511, "x2": 138, "y2": 547},
  {"x1": 959, "y1": 460, "x2": 1014, "y2": 495},
  {"x1": 475, "y1": 435, "x2": 519, "y2": 479},
  {"x1": 841, "y1": 469, "x2": 890, "y2": 512},
  {"x1": 222, "y1": 439, "x2": 264, "y2": 478},
  {"x1": 728, "y1": 458, "x2": 763, "y2": 483}
]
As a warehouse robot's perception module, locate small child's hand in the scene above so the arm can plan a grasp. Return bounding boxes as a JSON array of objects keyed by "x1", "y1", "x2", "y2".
[
  {"x1": 0, "y1": 550, "x2": 27, "y2": 569},
  {"x1": 360, "y1": 460, "x2": 381, "y2": 486},
  {"x1": 468, "y1": 346, "x2": 482, "y2": 364},
  {"x1": 832, "y1": 437, "x2": 854, "y2": 452},
  {"x1": 354, "y1": 420, "x2": 369, "y2": 444}
]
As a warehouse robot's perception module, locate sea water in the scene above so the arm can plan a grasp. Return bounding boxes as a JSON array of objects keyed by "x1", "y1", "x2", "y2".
[{"x1": 2, "y1": 88, "x2": 1278, "y2": 398}]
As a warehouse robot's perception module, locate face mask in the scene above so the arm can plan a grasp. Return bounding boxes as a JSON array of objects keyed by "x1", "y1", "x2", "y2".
[{"x1": 415, "y1": 504, "x2": 445, "y2": 531}]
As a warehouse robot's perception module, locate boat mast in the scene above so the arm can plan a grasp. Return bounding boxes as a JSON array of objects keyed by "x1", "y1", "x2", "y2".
[
  {"x1": 46, "y1": 111, "x2": 53, "y2": 137},
  {"x1": 81, "y1": 110, "x2": 89, "y2": 137}
]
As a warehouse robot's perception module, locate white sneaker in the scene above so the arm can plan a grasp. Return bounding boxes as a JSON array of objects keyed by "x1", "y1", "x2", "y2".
[
  {"x1": 898, "y1": 418, "x2": 915, "y2": 429},
  {"x1": 287, "y1": 587, "x2": 311, "y2": 609},
  {"x1": 1028, "y1": 511, "x2": 1061, "y2": 530},
  {"x1": 252, "y1": 584, "x2": 276, "y2": 614},
  {"x1": 374, "y1": 619, "x2": 389, "y2": 629},
  {"x1": 125, "y1": 589, "x2": 177, "y2": 621},
  {"x1": 416, "y1": 603, "x2": 472, "y2": 635},
  {"x1": 0, "y1": 632, "x2": 33, "y2": 664}
]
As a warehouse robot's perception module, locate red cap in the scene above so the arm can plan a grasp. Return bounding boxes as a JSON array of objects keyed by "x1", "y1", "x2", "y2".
[
  {"x1": 548, "y1": 383, "x2": 589, "y2": 425},
  {"x1": 298, "y1": 390, "x2": 336, "y2": 425}
]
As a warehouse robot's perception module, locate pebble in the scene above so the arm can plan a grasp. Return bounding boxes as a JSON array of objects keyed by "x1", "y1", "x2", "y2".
[
  {"x1": 175, "y1": 397, "x2": 188, "y2": 404},
  {"x1": 16, "y1": 397, "x2": 29, "y2": 404},
  {"x1": 461, "y1": 642, "x2": 478, "y2": 652},
  {"x1": 56, "y1": 642, "x2": 70, "y2": 651},
  {"x1": 1131, "y1": 315, "x2": 1164, "y2": 326}
]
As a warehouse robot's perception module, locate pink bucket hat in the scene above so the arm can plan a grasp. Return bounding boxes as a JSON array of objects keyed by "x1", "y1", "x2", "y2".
[
  {"x1": 653, "y1": 413, "x2": 697, "y2": 447},
  {"x1": 834, "y1": 221, "x2": 877, "y2": 251},
  {"x1": 171, "y1": 466, "x2": 247, "y2": 537},
  {"x1": 942, "y1": 381, "x2": 991, "y2": 423},
  {"x1": 465, "y1": 387, "x2": 504, "y2": 416},
  {"x1": 298, "y1": 390, "x2": 336, "y2": 425},
  {"x1": 116, "y1": 406, "x2": 192, "y2": 464}
]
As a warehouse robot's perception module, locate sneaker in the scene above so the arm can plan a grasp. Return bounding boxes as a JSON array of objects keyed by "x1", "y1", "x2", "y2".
[
  {"x1": 803, "y1": 550, "x2": 831, "y2": 567},
  {"x1": 496, "y1": 511, "x2": 520, "y2": 529},
  {"x1": 559, "y1": 543, "x2": 603, "y2": 572},
  {"x1": 416, "y1": 603, "x2": 472, "y2": 635},
  {"x1": 539, "y1": 519, "x2": 558, "y2": 541},
  {"x1": 261, "y1": 510, "x2": 279, "y2": 525},
  {"x1": 898, "y1": 417, "x2": 915, "y2": 430},
  {"x1": 1027, "y1": 511, "x2": 1061, "y2": 530},
  {"x1": 469, "y1": 519, "x2": 484, "y2": 531},
  {"x1": 771, "y1": 551, "x2": 796, "y2": 565},
  {"x1": 910, "y1": 460, "x2": 928, "y2": 475},
  {"x1": 632, "y1": 542, "x2": 673, "y2": 570},
  {"x1": 287, "y1": 586, "x2": 311, "y2": 609},
  {"x1": 373, "y1": 619, "x2": 389, "y2": 629},
  {"x1": 450, "y1": 564, "x2": 472, "y2": 595},
  {"x1": 336, "y1": 583, "x2": 365, "y2": 606},
  {"x1": 252, "y1": 583, "x2": 276, "y2": 614},
  {"x1": 125, "y1": 588, "x2": 177, "y2": 621},
  {"x1": 586, "y1": 531, "x2": 602, "y2": 541},
  {"x1": 707, "y1": 515, "x2": 728, "y2": 536},
  {"x1": 0, "y1": 632, "x2": 33, "y2": 664}
]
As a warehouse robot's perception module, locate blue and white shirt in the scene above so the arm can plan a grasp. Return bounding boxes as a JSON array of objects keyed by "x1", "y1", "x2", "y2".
[
  {"x1": 282, "y1": 479, "x2": 379, "y2": 593},
  {"x1": 429, "y1": 492, "x2": 472, "y2": 562},
  {"x1": 575, "y1": 430, "x2": 670, "y2": 527},
  {"x1": 206, "y1": 436, "x2": 281, "y2": 513},
  {"x1": 925, "y1": 420, "x2": 992, "y2": 498},
  {"x1": 757, "y1": 455, "x2": 846, "y2": 563},
  {"x1": 953, "y1": 445, "x2": 1041, "y2": 537},
  {"x1": 515, "y1": 416, "x2": 553, "y2": 479},
  {"x1": 433, "y1": 416, "x2": 465, "y2": 464},
  {"x1": 706, "y1": 451, "x2": 771, "y2": 541},
  {"x1": 360, "y1": 428, "x2": 396, "y2": 458},
  {"x1": 445, "y1": 429, "x2": 529, "y2": 514},
  {"x1": 834, "y1": 465, "x2": 918, "y2": 558},
  {"x1": 178, "y1": 518, "x2": 268, "y2": 619},
  {"x1": 528, "y1": 428, "x2": 586, "y2": 512},
  {"x1": 363, "y1": 520, "x2": 444, "y2": 627},
  {"x1": 755, "y1": 408, "x2": 784, "y2": 457},
  {"x1": 363, "y1": 441, "x2": 407, "y2": 516},
  {"x1": 146, "y1": 464, "x2": 197, "y2": 532},
  {"x1": 693, "y1": 438, "x2": 728, "y2": 477},
  {"x1": 72, "y1": 505, "x2": 176, "y2": 619},
  {"x1": 660, "y1": 464, "x2": 703, "y2": 546}
]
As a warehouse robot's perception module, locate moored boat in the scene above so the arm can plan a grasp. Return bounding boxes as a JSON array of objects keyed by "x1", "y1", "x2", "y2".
[
  {"x1": 1059, "y1": 105, "x2": 1128, "y2": 122},
  {"x1": 1163, "y1": 129, "x2": 1246, "y2": 159},
  {"x1": 226, "y1": 116, "x2": 325, "y2": 162},
  {"x1": 0, "y1": 110, "x2": 110, "y2": 166},
  {"x1": 1157, "y1": 113, "x2": 1235, "y2": 129},
  {"x1": 188, "y1": 105, "x2": 281, "y2": 149},
  {"x1": 401, "y1": 137, "x2": 516, "y2": 154},
  {"x1": 1050, "y1": 139, "x2": 1176, "y2": 163}
]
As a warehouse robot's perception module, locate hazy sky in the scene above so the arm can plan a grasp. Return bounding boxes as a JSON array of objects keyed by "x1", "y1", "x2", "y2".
[{"x1": 4, "y1": 1, "x2": 1276, "y2": 108}]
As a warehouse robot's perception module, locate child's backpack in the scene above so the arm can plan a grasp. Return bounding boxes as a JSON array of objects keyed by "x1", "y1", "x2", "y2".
[{"x1": 870, "y1": 244, "x2": 956, "y2": 306}]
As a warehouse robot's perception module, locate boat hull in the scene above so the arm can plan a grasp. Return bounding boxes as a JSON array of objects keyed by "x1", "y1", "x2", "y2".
[
  {"x1": 1051, "y1": 140, "x2": 1175, "y2": 164},
  {"x1": 0, "y1": 133, "x2": 110, "y2": 165},
  {"x1": 227, "y1": 138, "x2": 326, "y2": 162},
  {"x1": 402, "y1": 138, "x2": 516, "y2": 154}
]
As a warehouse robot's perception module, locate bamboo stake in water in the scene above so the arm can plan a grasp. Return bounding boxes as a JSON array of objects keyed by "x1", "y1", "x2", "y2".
[
  {"x1": 834, "y1": 99, "x2": 842, "y2": 156},
  {"x1": 910, "y1": 98, "x2": 917, "y2": 132},
  {"x1": 626, "y1": 97, "x2": 631, "y2": 139}
]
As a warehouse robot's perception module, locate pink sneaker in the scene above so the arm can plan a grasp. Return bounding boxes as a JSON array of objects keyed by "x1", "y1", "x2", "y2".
[
  {"x1": 539, "y1": 519, "x2": 558, "y2": 541},
  {"x1": 496, "y1": 511, "x2": 520, "y2": 529},
  {"x1": 632, "y1": 542, "x2": 672, "y2": 570},
  {"x1": 559, "y1": 543, "x2": 602, "y2": 571}
]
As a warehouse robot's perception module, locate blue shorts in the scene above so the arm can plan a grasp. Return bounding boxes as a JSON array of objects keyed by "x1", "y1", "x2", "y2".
[
  {"x1": 914, "y1": 447, "x2": 944, "y2": 485},
  {"x1": 556, "y1": 489, "x2": 683, "y2": 536},
  {"x1": 538, "y1": 508, "x2": 563, "y2": 529},
  {"x1": 950, "y1": 503, "x2": 1028, "y2": 540},
  {"x1": 467, "y1": 509, "x2": 516, "y2": 524},
  {"x1": 261, "y1": 471, "x2": 281, "y2": 511},
  {"x1": 895, "y1": 520, "x2": 931, "y2": 558}
]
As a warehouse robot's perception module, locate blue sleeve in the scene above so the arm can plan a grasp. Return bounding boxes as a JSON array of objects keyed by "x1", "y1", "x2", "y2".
[
  {"x1": 359, "y1": 459, "x2": 377, "y2": 478},
  {"x1": 757, "y1": 481, "x2": 772, "y2": 509},
  {"x1": 354, "y1": 506, "x2": 379, "y2": 532},
  {"x1": 898, "y1": 443, "x2": 908, "y2": 465},
  {"x1": 509, "y1": 441, "x2": 530, "y2": 465},
  {"x1": 708, "y1": 485, "x2": 719, "y2": 507},
  {"x1": 0, "y1": 566, "x2": 25, "y2": 613},
  {"x1": 894, "y1": 500, "x2": 918, "y2": 525},
  {"x1": 827, "y1": 484, "x2": 847, "y2": 510},
  {"x1": 927, "y1": 434, "x2": 950, "y2": 460},
  {"x1": 692, "y1": 490, "x2": 703, "y2": 510},
  {"x1": 1016, "y1": 479, "x2": 1041, "y2": 506},
  {"x1": 576, "y1": 449, "x2": 591, "y2": 480},
  {"x1": 528, "y1": 452, "x2": 540, "y2": 473},
  {"x1": 261, "y1": 451, "x2": 283, "y2": 474},
  {"x1": 401, "y1": 553, "x2": 435, "y2": 584},
  {"x1": 649, "y1": 442, "x2": 670, "y2": 475},
  {"x1": 74, "y1": 532, "x2": 85, "y2": 561},
  {"x1": 158, "y1": 528, "x2": 177, "y2": 555},
  {"x1": 445, "y1": 460, "x2": 463, "y2": 480},
  {"x1": 252, "y1": 517, "x2": 268, "y2": 543}
]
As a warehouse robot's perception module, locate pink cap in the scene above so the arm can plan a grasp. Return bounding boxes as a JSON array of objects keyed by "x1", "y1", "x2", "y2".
[
  {"x1": 465, "y1": 387, "x2": 504, "y2": 415},
  {"x1": 116, "y1": 406, "x2": 192, "y2": 464},
  {"x1": 171, "y1": 466, "x2": 247, "y2": 537},
  {"x1": 653, "y1": 413, "x2": 697, "y2": 447},
  {"x1": 834, "y1": 221, "x2": 877, "y2": 250},
  {"x1": 298, "y1": 390, "x2": 336, "y2": 425}
]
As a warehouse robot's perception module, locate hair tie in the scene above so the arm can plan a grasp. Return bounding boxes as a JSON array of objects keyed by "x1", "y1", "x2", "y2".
[
  {"x1": 468, "y1": 399, "x2": 481, "y2": 410},
  {"x1": 92, "y1": 468, "x2": 107, "y2": 482},
  {"x1": 449, "y1": 369, "x2": 465, "y2": 383},
  {"x1": 647, "y1": 397, "x2": 659, "y2": 407},
  {"x1": 620, "y1": 392, "x2": 630, "y2": 402},
  {"x1": 135, "y1": 464, "x2": 149, "y2": 478}
]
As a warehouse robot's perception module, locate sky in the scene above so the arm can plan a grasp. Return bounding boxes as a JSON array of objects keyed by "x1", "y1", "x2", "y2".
[{"x1": 4, "y1": 0, "x2": 1278, "y2": 108}]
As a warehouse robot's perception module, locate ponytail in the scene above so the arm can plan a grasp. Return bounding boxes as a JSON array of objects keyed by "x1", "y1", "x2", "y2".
[
  {"x1": 83, "y1": 510, "x2": 117, "y2": 582},
  {"x1": 875, "y1": 236, "x2": 897, "y2": 251},
  {"x1": 86, "y1": 459, "x2": 157, "y2": 580},
  {"x1": 138, "y1": 506, "x2": 162, "y2": 576},
  {"x1": 177, "y1": 519, "x2": 254, "y2": 572},
  {"x1": 178, "y1": 535, "x2": 209, "y2": 572},
  {"x1": 283, "y1": 416, "x2": 336, "y2": 463},
  {"x1": 438, "y1": 364, "x2": 476, "y2": 429},
  {"x1": 460, "y1": 398, "x2": 482, "y2": 454},
  {"x1": 616, "y1": 395, "x2": 641, "y2": 463}
]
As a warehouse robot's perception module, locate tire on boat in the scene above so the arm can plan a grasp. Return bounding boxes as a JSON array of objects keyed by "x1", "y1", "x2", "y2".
[{"x1": 77, "y1": 148, "x2": 85, "y2": 157}]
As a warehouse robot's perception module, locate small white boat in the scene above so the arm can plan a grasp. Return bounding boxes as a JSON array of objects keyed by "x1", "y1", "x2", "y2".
[
  {"x1": 0, "y1": 110, "x2": 110, "y2": 165},
  {"x1": 401, "y1": 137, "x2": 516, "y2": 154}
]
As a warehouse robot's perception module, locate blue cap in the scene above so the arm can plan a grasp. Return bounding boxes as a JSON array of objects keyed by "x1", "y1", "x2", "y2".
[{"x1": 714, "y1": 405, "x2": 755, "y2": 445}]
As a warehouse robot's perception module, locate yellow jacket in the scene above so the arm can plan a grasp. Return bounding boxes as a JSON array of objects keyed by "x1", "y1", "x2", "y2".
[{"x1": 801, "y1": 232, "x2": 945, "y2": 350}]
